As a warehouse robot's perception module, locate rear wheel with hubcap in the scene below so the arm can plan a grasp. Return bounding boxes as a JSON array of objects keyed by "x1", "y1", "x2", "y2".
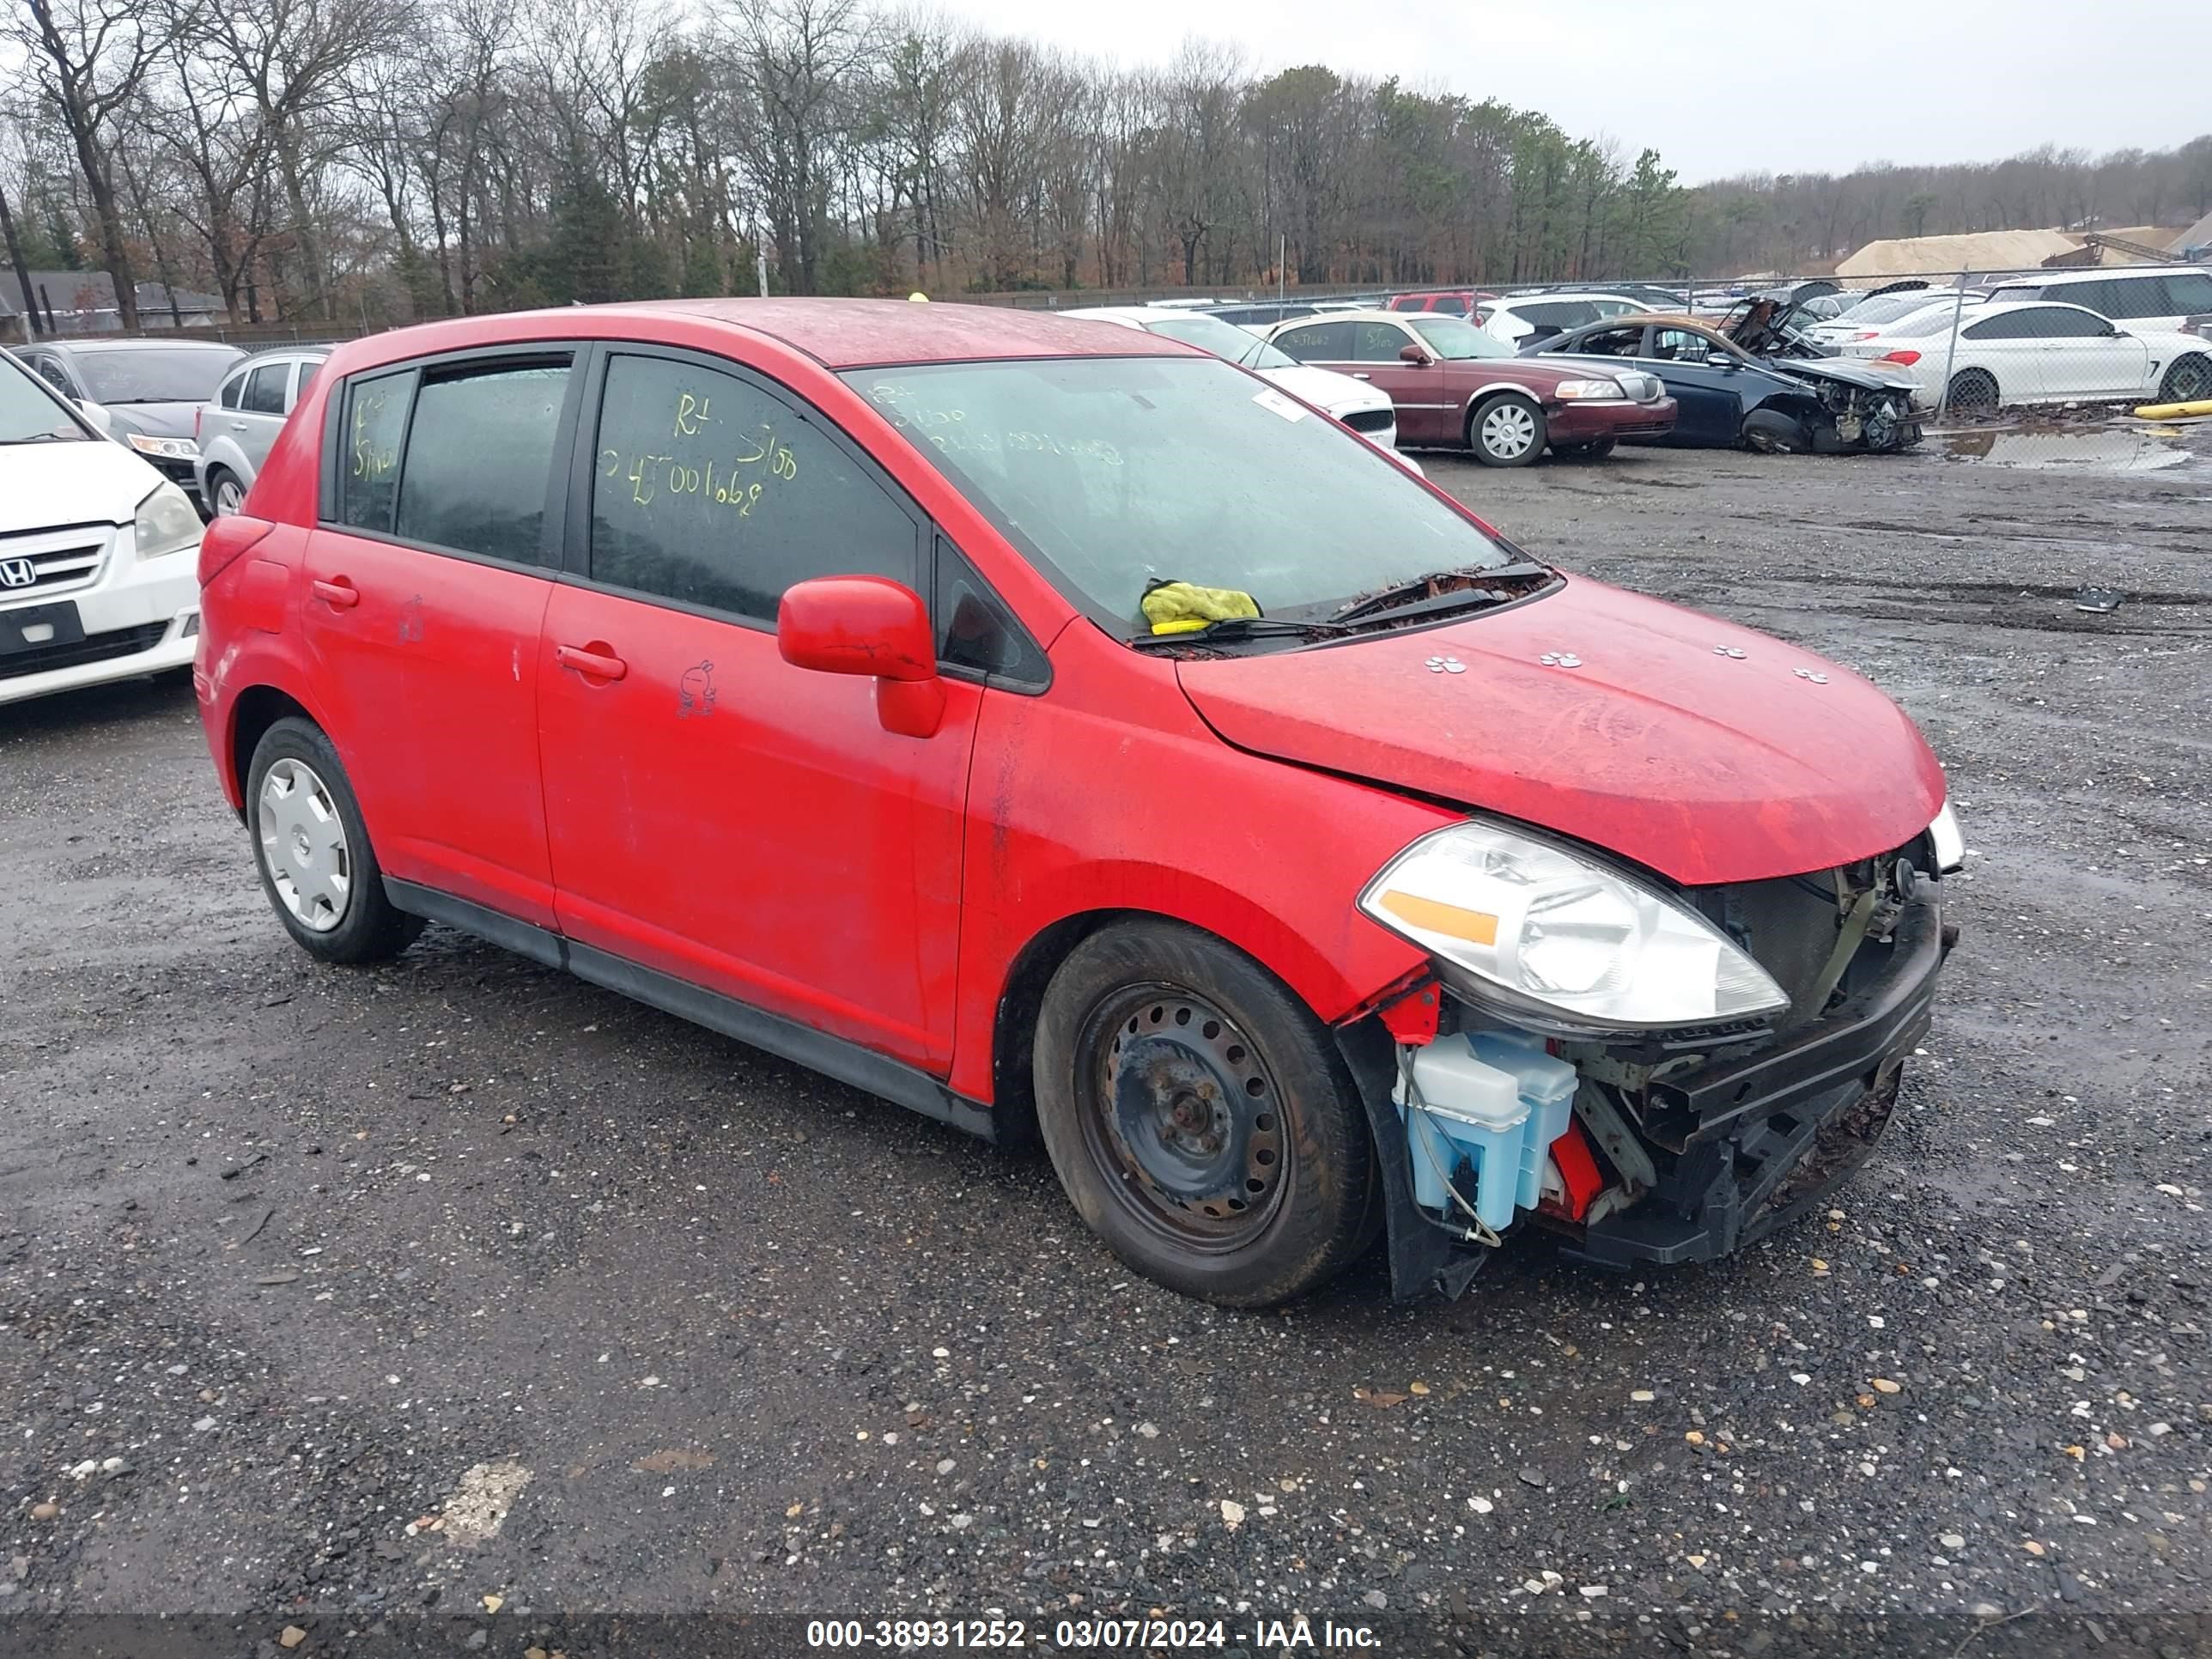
[
  {"x1": 1467, "y1": 393, "x2": 1546, "y2": 466},
  {"x1": 1945, "y1": 368, "x2": 1999, "y2": 418},
  {"x1": 209, "y1": 468, "x2": 246, "y2": 516},
  {"x1": 246, "y1": 716, "x2": 422, "y2": 963},
  {"x1": 1033, "y1": 920, "x2": 1378, "y2": 1306}
]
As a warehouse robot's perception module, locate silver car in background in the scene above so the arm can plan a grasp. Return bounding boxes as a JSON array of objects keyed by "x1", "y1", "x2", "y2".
[{"x1": 193, "y1": 348, "x2": 329, "y2": 516}]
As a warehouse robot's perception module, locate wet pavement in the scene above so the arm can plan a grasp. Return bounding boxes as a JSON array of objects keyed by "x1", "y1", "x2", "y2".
[{"x1": 3, "y1": 434, "x2": 2209, "y2": 1658}]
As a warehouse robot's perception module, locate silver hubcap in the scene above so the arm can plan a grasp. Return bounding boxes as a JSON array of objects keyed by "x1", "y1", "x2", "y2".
[
  {"x1": 258, "y1": 757, "x2": 351, "y2": 932},
  {"x1": 215, "y1": 478, "x2": 244, "y2": 514},
  {"x1": 1481, "y1": 402, "x2": 1537, "y2": 458}
]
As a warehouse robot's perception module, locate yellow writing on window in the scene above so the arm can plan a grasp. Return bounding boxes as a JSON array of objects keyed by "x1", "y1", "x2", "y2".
[{"x1": 350, "y1": 396, "x2": 397, "y2": 482}]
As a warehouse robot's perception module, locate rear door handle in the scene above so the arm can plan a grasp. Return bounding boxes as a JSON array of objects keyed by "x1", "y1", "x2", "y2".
[
  {"x1": 229, "y1": 421, "x2": 250, "y2": 431},
  {"x1": 1351, "y1": 372, "x2": 1372, "y2": 380},
  {"x1": 311, "y1": 577, "x2": 360, "y2": 609},
  {"x1": 556, "y1": 643, "x2": 628, "y2": 681}
]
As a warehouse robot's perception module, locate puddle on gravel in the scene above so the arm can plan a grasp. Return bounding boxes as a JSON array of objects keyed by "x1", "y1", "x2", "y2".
[{"x1": 1933, "y1": 423, "x2": 2193, "y2": 471}]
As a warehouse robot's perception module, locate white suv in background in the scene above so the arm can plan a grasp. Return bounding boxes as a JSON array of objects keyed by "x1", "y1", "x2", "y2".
[
  {"x1": 1982, "y1": 266, "x2": 2212, "y2": 337},
  {"x1": 0, "y1": 346, "x2": 204, "y2": 707}
]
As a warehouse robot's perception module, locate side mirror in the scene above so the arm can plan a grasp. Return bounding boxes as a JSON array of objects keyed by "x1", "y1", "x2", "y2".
[
  {"x1": 1703, "y1": 350, "x2": 1736, "y2": 368},
  {"x1": 777, "y1": 574, "x2": 945, "y2": 738},
  {"x1": 1398, "y1": 342, "x2": 1433, "y2": 365},
  {"x1": 76, "y1": 398, "x2": 114, "y2": 436}
]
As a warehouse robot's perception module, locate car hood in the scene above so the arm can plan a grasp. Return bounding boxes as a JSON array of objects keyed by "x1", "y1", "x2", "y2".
[
  {"x1": 1769, "y1": 356, "x2": 1920, "y2": 395},
  {"x1": 1174, "y1": 576, "x2": 1946, "y2": 886},
  {"x1": 100, "y1": 402, "x2": 200, "y2": 439},
  {"x1": 0, "y1": 440, "x2": 161, "y2": 532},
  {"x1": 1259, "y1": 362, "x2": 1391, "y2": 418}
]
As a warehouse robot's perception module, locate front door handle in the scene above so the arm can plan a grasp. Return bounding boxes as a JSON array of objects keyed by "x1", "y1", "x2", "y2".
[
  {"x1": 556, "y1": 643, "x2": 628, "y2": 681},
  {"x1": 1351, "y1": 372, "x2": 1372, "y2": 380},
  {"x1": 311, "y1": 577, "x2": 360, "y2": 609}
]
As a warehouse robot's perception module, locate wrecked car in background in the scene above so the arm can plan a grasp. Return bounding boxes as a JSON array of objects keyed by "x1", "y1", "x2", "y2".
[
  {"x1": 1526, "y1": 314, "x2": 1926, "y2": 453},
  {"x1": 195, "y1": 298, "x2": 1959, "y2": 1310}
]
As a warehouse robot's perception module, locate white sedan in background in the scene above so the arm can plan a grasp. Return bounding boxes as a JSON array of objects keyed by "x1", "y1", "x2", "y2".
[
  {"x1": 1477, "y1": 292, "x2": 1658, "y2": 347},
  {"x1": 1802, "y1": 289, "x2": 1983, "y2": 348},
  {"x1": 1062, "y1": 306, "x2": 1419, "y2": 468},
  {"x1": 1836, "y1": 300, "x2": 2212, "y2": 413}
]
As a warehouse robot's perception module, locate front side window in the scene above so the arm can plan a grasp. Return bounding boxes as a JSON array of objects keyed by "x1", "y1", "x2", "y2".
[
  {"x1": 1349, "y1": 321, "x2": 1412, "y2": 362},
  {"x1": 336, "y1": 368, "x2": 411, "y2": 532},
  {"x1": 936, "y1": 539, "x2": 1046, "y2": 683},
  {"x1": 393, "y1": 360, "x2": 571, "y2": 565},
  {"x1": 1651, "y1": 328, "x2": 1718, "y2": 360},
  {"x1": 2161, "y1": 272, "x2": 2212, "y2": 313},
  {"x1": 848, "y1": 355, "x2": 1513, "y2": 635},
  {"x1": 2015, "y1": 307, "x2": 2108, "y2": 339},
  {"x1": 1273, "y1": 321, "x2": 1352, "y2": 361},
  {"x1": 588, "y1": 353, "x2": 915, "y2": 622},
  {"x1": 1405, "y1": 315, "x2": 1515, "y2": 360}
]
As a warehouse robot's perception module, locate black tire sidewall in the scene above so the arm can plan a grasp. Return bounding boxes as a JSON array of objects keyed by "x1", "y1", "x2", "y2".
[
  {"x1": 1948, "y1": 370, "x2": 1996, "y2": 413},
  {"x1": 1468, "y1": 395, "x2": 1546, "y2": 466},
  {"x1": 2160, "y1": 355, "x2": 2209, "y2": 403},
  {"x1": 245, "y1": 717, "x2": 417, "y2": 964},
  {"x1": 1032, "y1": 920, "x2": 1377, "y2": 1307}
]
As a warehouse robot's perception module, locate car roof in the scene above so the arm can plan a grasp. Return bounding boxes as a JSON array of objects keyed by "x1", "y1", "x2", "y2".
[
  {"x1": 49, "y1": 337, "x2": 243, "y2": 354},
  {"x1": 1270, "y1": 309, "x2": 1412, "y2": 326},
  {"x1": 1996, "y1": 265, "x2": 2206, "y2": 286},
  {"x1": 340, "y1": 297, "x2": 1188, "y2": 372}
]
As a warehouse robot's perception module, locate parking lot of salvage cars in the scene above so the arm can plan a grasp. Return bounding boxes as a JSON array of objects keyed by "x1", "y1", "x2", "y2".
[{"x1": 3, "y1": 432, "x2": 2210, "y2": 1649}]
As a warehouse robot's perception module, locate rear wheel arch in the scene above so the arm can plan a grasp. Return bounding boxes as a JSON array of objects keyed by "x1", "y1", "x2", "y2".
[{"x1": 228, "y1": 685, "x2": 320, "y2": 817}]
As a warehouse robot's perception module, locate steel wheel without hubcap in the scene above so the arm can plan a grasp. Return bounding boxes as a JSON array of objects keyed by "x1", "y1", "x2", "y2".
[
  {"x1": 212, "y1": 474, "x2": 245, "y2": 515},
  {"x1": 1080, "y1": 985, "x2": 1289, "y2": 1251},
  {"x1": 257, "y1": 757, "x2": 352, "y2": 932}
]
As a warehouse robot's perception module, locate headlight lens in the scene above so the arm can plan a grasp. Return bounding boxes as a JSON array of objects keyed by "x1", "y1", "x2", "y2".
[
  {"x1": 133, "y1": 483, "x2": 204, "y2": 561},
  {"x1": 1928, "y1": 802, "x2": 1964, "y2": 873},
  {"x1": 125, "y1": 431, "x2": 199, "y2": 459},
  {"x1": 1552, "y1": 378, "x2": 1626, "y2": 400},
  {"x1": 1358, "y1": 820, "x2": 1788, "y2": 1034}
]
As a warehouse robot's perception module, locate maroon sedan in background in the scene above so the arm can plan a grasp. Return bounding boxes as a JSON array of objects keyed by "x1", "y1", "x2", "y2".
[{"x1": 1267, "y1": 309, "x2": 1676, "y2": 465}]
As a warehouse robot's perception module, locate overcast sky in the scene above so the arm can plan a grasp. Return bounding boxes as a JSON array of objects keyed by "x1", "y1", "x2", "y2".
[{"x1": 930, "y1": 0, "x2": 2202, "y2": 185}]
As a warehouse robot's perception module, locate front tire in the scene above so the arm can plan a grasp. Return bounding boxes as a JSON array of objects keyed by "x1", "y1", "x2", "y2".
[
  {"x1": 2158, "y1": 354, "x2": 2211, "y2": 404},
  {"x1": 246, "y1": 716, "x2": 422, "y2": 964},
  {"x1": 1467, "y1": 394, "x2": 1546, "y2": 466},
  {"x1": 1032, "y1": 920, "x2": 1378, "y2": 1306},
  {"x1": 1552, "y1": 437, "x2": 1616, "y2": 460}
]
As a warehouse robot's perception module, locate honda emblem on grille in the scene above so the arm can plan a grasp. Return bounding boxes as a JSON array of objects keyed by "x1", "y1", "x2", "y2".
[{"x1": 0, "y1": 556, "x2": 37, "y2": 589}]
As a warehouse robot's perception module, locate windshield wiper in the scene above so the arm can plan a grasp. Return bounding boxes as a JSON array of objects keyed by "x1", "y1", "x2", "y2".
[
  {"x1": 1126, "y1": 616, "x2": 1353, "y2": 650},
  {"x1": 1331, "y1": 562, "x2": 1551, "y2": 623},
  {"x1": 0, "y1": 433, "x2": 81, "y2": 445}
]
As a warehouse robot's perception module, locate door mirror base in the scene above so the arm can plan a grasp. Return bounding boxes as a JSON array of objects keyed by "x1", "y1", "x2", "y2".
[{"x1": 778, "y1": 574, "x2": 946, "y2": 738}]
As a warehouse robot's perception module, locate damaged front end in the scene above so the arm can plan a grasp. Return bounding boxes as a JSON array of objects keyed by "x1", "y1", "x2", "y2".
[
  {"x1": 1801, "y1": 376, "x2": 1923, "y2": 454},
  {"x1": 1338, "y1": 825, "x2": 1960, "y2": 1301}
]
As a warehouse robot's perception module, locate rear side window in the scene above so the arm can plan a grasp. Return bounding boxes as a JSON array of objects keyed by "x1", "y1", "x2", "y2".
[
  {"x1": 1349, "y1": 321, "x2": 1409, "y2": 362},
  {"x1": 393, "y1": 360, "x2": 572, "y2": 565},
  {"x1": 2100, "y1": 276, "x2": 2175, "y2": 319},
  {"x1": 242, "y1": 362, "x2": 289, "y2": 415},
  {"x1": 1274, "y1": 321, "x2": 1352, "y2": 360},
  {"x1": 1965, "y1": 310, "x2": 2032, "y2": 340},
  {"x1": 337, "y1": 369, "x2": 411, "y2": 532},
  {"x1": 586, "y1": 353, "x2": 915, "y2": 623}
]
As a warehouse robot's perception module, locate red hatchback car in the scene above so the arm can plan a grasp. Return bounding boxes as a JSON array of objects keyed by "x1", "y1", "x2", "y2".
[
  {"x1": 1268, "y1": 309, "x2": 1677, "y2": 465},
  {"x1": 195, "y1": 299, "x2": 1959, "y2": 1307}
]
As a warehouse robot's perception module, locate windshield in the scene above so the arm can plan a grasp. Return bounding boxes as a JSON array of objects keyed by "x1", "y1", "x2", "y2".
[
  {"x1": 1139, "y1": 312, "x2": 1295, "y2": 371},
  {"x1": 847, "y1": 356, "x2": 1513, "y2": 633},
  {"x1": 1405, "y1": 315, "x2": 1515, "y2": 360},
  {"x1": 0, "y1": 351, "x2": 90, "y2": 443},
  {"x1": 72, "y1": 347, "x2": 241, "y2": 404}
]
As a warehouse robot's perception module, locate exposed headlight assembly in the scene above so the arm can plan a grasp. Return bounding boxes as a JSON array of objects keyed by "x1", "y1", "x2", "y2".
[
  {"x1": 1551, "y1": 378, "x2": 1627, "y2": 401},
  {"x1": 1358, "y1": 820, "x2": 1788, "y2": 1036},
  {"x1": 1927, "y1": 802, "x2": 1964, "y2": 873},
  {"x1": 125, "y1": 432, "x2": 199, "y2": 459},
  {"x1": 133, "y1": 482, "x2": 204, "y2": 561}
]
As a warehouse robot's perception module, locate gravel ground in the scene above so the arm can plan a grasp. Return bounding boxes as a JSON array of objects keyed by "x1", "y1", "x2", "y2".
[{"x1": 3, "y1": 424, "x2": 2209, "y2": 1659}]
